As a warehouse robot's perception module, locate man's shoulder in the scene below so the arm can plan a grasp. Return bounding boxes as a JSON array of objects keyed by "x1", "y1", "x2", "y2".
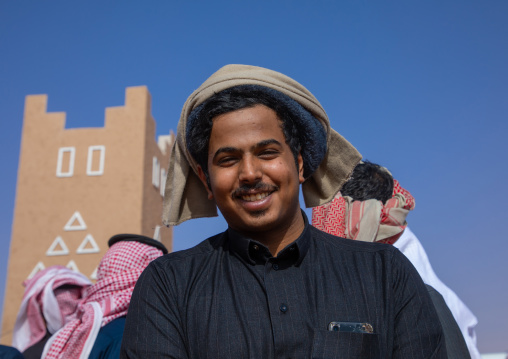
[
  {"x1": 309, "y1": 225, "x2": 396, "y2": 255},
  {"x1": 150, "y1": 231, "x2": 227, "y2": 268}
]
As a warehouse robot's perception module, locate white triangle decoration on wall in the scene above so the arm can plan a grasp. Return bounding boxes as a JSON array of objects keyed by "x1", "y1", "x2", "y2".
[
  {"x1": 27, "y1": 262, "x2": 45, "y2": 280},
  {"x1": 46, "y1": 236, "x2": 70, "y2": 256},
  {"x1": 64, "y1": 211, "x2": 87, "y2": 231},
  {"x1": 66, "y1": 260, "x2": 80, "y2": 273},
  {"x1": 90, "y1": 267, "x2": 98, "y2": 280},
  {"x1": 76, "y1": 234, "x2": 100, "y2": 254}
]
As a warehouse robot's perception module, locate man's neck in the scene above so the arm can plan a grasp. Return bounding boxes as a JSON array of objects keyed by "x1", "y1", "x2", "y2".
[{"x1": 242, "y1": 211, "x2": 305, "y2": 257}]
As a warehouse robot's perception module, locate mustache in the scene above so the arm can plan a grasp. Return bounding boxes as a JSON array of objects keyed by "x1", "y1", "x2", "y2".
[{"x1": 232, "y1": 182, "x2": 279, "y2": 197}]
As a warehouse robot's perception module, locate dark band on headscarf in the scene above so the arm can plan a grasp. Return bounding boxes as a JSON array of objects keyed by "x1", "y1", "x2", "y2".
[{"x1": 108, "y1": 234, "x2": 168, "y2": 254}]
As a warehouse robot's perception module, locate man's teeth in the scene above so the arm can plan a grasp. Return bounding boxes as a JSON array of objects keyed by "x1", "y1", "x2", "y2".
[{"x1": 241, "y1": 193, "x2": 269, "y2": 202}]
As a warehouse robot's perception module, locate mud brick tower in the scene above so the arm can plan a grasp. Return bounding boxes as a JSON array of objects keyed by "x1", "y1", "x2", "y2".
[{"x1": 1, "y1": 86, "x2": 173, "y2": 344}]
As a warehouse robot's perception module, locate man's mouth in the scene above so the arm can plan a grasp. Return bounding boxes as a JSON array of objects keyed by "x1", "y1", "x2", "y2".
[
  {"x1": 233, "y1": 183, "x2": 278, "y2": 202},
  {"x1": 241, "y1": 192, "x2": 270, "y2": 202}
]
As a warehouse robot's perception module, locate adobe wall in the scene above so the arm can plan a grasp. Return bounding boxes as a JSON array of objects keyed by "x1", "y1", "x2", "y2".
[{"x1": 1, "y1": 87, "x2": 173, "y2": 344}]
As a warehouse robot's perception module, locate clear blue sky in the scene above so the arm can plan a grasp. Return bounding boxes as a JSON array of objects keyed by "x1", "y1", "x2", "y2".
[{"x1": 1, "y1": 1, "x2": 507, "y2": 353}]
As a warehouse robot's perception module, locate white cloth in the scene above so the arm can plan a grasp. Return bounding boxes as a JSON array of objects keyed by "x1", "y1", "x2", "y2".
[
  {"x1": 394, "y1": 227, "x2": 480, "y2": 359},
  {"x1": 12, "y1": 266, "x2": 91, "y2": 352}
]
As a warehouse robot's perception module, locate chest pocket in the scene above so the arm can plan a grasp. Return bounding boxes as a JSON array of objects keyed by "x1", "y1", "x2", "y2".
[{"x1": 311, "y1": 329, "x2": 380, "y2": 359}]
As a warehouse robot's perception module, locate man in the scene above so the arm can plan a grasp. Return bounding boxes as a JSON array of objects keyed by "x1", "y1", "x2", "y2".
[
  {"x1": 121, "y1": 65, "x2": 446, "y2": 358},
  {"x1": 313, "y1": 161, "x2": 474, "y2": 358},
  {"x1": 40, "y1": 234, "x2": 166, "y2": 359},
  {"x1": 394, "y1": 228, "x2": 480, "y2": 359},
  {"x1": 12, "y1": 266, "x2": 92, "y2": 358}
]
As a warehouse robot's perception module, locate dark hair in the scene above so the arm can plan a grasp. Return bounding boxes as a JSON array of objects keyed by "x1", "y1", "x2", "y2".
[
  {"x1": 340, "y1": 161, "x2": 394, "y2": 204},
  {"x1": 185, "y1": 85, "x2": 327, "y2": 184}
]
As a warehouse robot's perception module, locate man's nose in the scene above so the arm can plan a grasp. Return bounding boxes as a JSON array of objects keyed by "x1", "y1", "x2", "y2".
[{"x1": 238, "y1": 156, "x2": 262, "y2": 183}]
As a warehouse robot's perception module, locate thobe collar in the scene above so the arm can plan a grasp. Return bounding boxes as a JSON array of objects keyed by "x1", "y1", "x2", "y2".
[{"x1": 227, "y1": 210, "x2": 311, "y2": 267}]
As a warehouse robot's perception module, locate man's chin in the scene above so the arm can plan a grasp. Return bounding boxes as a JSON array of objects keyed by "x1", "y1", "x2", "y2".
[
  {"x1": 230, "y1": 214, "x2": 280, "y2": 234},
  {"x1": 248, "y1": 209, "x2": 267, "y2": 218}
]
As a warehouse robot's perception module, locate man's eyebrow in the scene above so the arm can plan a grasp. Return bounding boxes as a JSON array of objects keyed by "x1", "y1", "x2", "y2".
[
  {"x1": 256, "y1": 139, "x2": 283, "y2": 148},
  {"x1": 212, "y1": 139, "x2": 283, "y2": 161}
]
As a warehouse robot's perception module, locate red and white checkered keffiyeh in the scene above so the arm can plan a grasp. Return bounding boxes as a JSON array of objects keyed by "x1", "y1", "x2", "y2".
[
  {"x1": 42, "y1": 240, "x2": 164, "y2": 359},
  {"x1": 12, "y1": 266, "x2": 92, "y2": 352},
  {"x1": 312, "y1": 179, "x2": 415, "y2": 244}
]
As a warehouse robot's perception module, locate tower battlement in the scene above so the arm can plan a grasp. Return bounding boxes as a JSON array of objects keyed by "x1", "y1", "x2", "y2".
[{"x1": 1, "y1": 86, "x2": 174, "y2": 345}]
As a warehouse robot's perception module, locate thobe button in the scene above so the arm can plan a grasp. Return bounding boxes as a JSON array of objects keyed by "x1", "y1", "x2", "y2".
[
  {"x1": 279, "y1": 304, "x2": 288, "y2": 313},
  {"x1": 272, "y1": 263, "x2": 279, "y2": 270}
]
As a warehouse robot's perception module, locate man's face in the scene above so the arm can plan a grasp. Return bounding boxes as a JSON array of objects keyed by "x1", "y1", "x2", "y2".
[{"x1": 197, "y1": 104, "x2": 304, "y2": 236}]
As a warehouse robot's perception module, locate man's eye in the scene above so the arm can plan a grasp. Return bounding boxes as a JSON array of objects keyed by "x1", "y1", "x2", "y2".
[
  {"x1": 217, "y1": 157, "x2": 237, "y2": 166},
  {"x1": 259, "y1": 149, "x2": 279, "y2": 158}
]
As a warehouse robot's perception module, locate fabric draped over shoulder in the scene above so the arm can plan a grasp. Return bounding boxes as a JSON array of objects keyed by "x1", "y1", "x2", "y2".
[
  {"x1": 162, "y1": 64, "x2": 362, "y2": 226},
  {"x1": 12, "y1": 266, "x2": 92, "y2": 353},
  {"x1": 312, "y1": 179, "x2": 415, "y2": 243}
]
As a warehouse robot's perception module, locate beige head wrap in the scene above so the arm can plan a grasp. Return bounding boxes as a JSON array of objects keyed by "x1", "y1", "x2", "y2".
[{"x1": 162, "y1": 64, "x2": 362, "y2": 226}]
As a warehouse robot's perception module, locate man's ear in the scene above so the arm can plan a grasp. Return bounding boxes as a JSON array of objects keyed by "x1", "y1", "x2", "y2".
[
  {"x1": 197, "y1": 165, "x2": 214, "y2": 200},
  {"x1": 297, "y1": 153, "x2": 305, "y2": 184}
]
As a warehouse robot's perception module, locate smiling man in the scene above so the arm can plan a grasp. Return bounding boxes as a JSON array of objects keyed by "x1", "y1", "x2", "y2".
[
  {"x1": 198, "y1": 102, "x2": 304, "y2": 255},
  {"x1": 120, "y1": 65, "x2": 446, "y2": 358}
]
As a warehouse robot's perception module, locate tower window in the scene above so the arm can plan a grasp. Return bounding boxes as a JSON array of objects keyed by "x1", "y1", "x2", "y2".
[
  {"x1": 160, "y1": 168, "x2": 166, "y2": 196},
  {"x1": 152, "y1": 157, "x2": 160, "y2": 188},
  {"x1": 56, "y1": 147, "x2": 75, "y2": 177},
  {"x1": 86, "y1": 145, "x2": 105, "y2": 176}
]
